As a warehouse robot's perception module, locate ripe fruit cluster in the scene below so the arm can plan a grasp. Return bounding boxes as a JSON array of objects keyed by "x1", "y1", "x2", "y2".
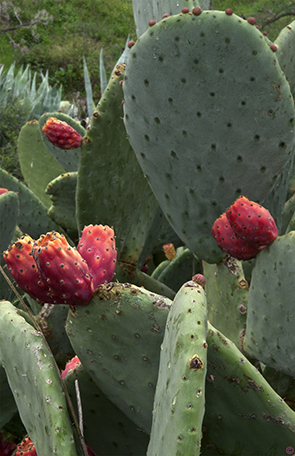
[
  {"x1": 3, "y1": 225, "x2": 117, "y2": 306},
  {"x1": 212, "y1": 196, "x2": 278, "y2": 261}
]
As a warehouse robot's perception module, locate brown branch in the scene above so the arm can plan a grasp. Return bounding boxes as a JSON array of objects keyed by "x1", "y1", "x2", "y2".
[{"x1": 260, "y1": 10, "x2": 295, "y2": 30}]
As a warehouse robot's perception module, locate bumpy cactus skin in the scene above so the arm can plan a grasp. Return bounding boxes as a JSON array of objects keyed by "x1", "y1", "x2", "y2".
[
  {"x1": 3, "y1": 3, "x2": 295, "y2": 455},
  {"x1": 147, "y1": 281, "x2": 207, "y2": 456},
  {"x1": 123, "y1": 10, "x2": 295, "y2": 263}
]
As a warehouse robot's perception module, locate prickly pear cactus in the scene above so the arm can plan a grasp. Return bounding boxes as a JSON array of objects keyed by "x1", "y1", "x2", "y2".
[
  {"x1": 123, "y1": 10, "x2": 295, "y2": 263},
  {"x1": 147, "y1": 281, "x2": 207, "y2": 456},
  {"x1": 0, "y1": 302, "x2": 79, "y2": 455}
]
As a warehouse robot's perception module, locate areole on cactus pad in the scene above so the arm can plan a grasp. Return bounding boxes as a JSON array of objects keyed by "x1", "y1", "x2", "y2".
[{"x1": 3, "y1": 225, "x2": 117, "y2": 306}]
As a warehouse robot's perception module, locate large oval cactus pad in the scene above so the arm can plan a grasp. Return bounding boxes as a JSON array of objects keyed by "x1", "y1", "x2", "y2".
[{"x1": 123, "y1": 10, "x2": 295, "y2": 263}]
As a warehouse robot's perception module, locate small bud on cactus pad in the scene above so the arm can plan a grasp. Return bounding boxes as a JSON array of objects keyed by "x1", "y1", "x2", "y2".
[
  {"x1": 62, "y1": 355, "x2": 81, "y2": 379},
  {"x1": 128, "y1": 40, "x2": 135, "y2": 48},
  {"x1": 33, "y1": 231, "x2": 94, "y2": 306},
  {"x1": 0, "y1": 188, "x2": 8, "y2": 196},
  {"x1": 3, "y1": 235, "x2": 62, "y2": 304},
  {"x1": 247, "y1": 17, "x2": 256, "y2": 25},
  {"x1": 212, "y1": 213, "x2": 262, "y2": 261},
  {"x1": 182, "y1": 7, "x2": 189, "y2": 13},
  {"x1": 15, "y1": 436, "x2": 37, "y2": 456},
  {"x1": 270, "y1": 44, "x2": 278, "y2": 52},
  {"x1": 41, "y1": 117, "x2": 83, "y2": 150},
  {"x1": 192, "y1": 7, "x2": 202, "y2": 15},
  {"x1": 226, "y1": 196, "x2": 278, "y2": 246},
  {"x1": 162, "y1": 13, "x2": 170, "y2": 19},
  {"x1": 192, "y1": 273, "x2": 206, "y2": 287},
  {"x1": 149, "y1": 20, "x2": 156, "y2": 26},
  {"x1": 77, "y1": 224, "x2": 117, "y2": 290},
  {"x1": 163, "y1": 243, "x2": 176, "y2": 261},
  {"x1": 225, "y1": 8, "x2": 233, "y2": 15}
]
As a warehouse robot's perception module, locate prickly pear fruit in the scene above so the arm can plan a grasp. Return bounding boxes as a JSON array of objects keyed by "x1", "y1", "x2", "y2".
[
  {"x1": 62, "y1": 355, "x2": 81, "y2": 379},
  {"x1": 0, "y1": 432, "x2": 16, "y2": 456},
  {"x1": 212, "y1": 213, "x2": 262, "y2": 261},
  {"x1": 33, "y1": 231, "x2": 94, "y2": 306},
  {"x1": 77, "y1": 225, "x2": 116, "y2": 289},
  {"x1": 226, "y1": 195, "x2": 278, "y2": 246},
  {"x1": 163, "y1": 243, "x2": 176, "y2": 261},
  {"x1": 15, "y1": 436, "x2": 37, "y2": 456},
  {"x1": 3, "y1": 235, "x2": 61, "y2": 304},
  {"x1": 0, "y1": 188, "x2": 8, "y2": 196},
  {"x1": 41, "y1": 117, "x2": 83, "y2": 150}
]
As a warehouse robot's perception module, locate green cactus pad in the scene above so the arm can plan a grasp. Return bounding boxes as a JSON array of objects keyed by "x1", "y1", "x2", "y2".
[
  {"x1": 115, "y1": 262, "x2": 176, "y2": 299},
  {"x1": 123, "y1": 11, "x2": 295, "y2": 263},
  {"x1": 0, "y1": 191, "x2": 19, "y2": 253},
  {"x1": 76, "y1": 64, "x2": 158, "y2": 265},
  {"x1": 243, "y1": 232, "x2": 295, "y2": 376},
  {"x1": 132, "y1": 0, "x2": 200, "y2": 37},
  {"x1": 281, "y1": 192, "x2": 295, "y2": 233},
  {"x1": 203, "y1": 258, "x2": 248, "y2": 349},
  {"x1": 39, "y1": 112, "x2": 86, "y2": 172},
  {"x1": 156, "y1": 248, "x2": 201, "y2": 292},
  {"x1": 138, "y1": 206, "x2": 182, "y2": 269},
  {"x1": 0, "y1": 301, "x2": 79, "y2": 455},
  {"x1": 0, "y1": 360, "x2": 18, "y2": 429},
  {"x1": 46, "y1": 172, "x2": 78, "y2": 232},
  {"x1": 65, "y1": 363, "x2": 149, "y2": 455},
  {"x1": 147, "y1": 281, "x2": 207, "y2": 456},
  {"x1": 17, "y1": 120, "x2": 65, "y2": 208},
  {"x1": 0, "y1": 168, "x2": 61, "y2": 239},
  {"x1": 275, "y1": 20, "x2": 295, "y2": 99},
  {"x1": 202, "y1": 322, "x2": 295, "y2": 454},
  {"x1": 65, "y1": 282, "x2": 171, "y2": 433}
]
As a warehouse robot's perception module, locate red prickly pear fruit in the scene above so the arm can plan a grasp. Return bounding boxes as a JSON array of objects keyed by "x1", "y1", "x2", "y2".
[
  {"x1": 33, "y1": 231, "x2": 94, "y2": 306},
  {"x1": 3, "y1": 235, "x2": 62, "y2": 304},
  {"x1": 225, "y1": 8, "x2": 233, "y2": 15},
  {"x1": 62, "y1": 355, "x2": 81, "y2": 379},
  {"x1": 15, "y1": 436, "x2": 37, "y2": 456},
  {"x1": 140, "y1": 255, "x2": 151, "y2": 274},
  {"x1": 41, "y1": 117, "x2": 83, "y2": 150},
  {"x1": 0, "y1": 432, "x2": 16, "y2": 455},
  {"x1": 0, "y1": 188, "x2": 8, "y2": 196},
  {"x1": 163, "y1": 243, "x2": 176, "y2": 261},
  {"x1": 247, "y1": 17, "x2": 256, "y2": 25},
  {"x1": 86, "y1": 445, "x2": 96, "y2": 456},
  {"x1": 226, "y1": 196, "x2": 278, "y2": 246},
  {"x1": 212, "y1": 213, "x2": 262, "y2": 261},
  {"x1": 192, "y1": 7, "x2": 202, "y2": 15},
  {"x1": 192, "y1": 273, "x2": 206, "y2": 287},
  {"x1": 77, "y1": 225, "x2": 117, "y2": 290}
]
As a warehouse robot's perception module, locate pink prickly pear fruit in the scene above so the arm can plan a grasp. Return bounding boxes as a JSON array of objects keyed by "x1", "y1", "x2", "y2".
[
  {"x1": 226, "y1": 196, "x2": 278, "y2": 246},
  {"x1": 0, "y1": 188, "x2": 8, "y2": 196},
  {"x1": 41, "y1": 117, "x2": 83, "y2": 150},
  {"x1": 192, "y1": 273, "x2": 206, "y2": 287},
  {"x1": 163, "y1": 243, "x2": 176, "y2": 261},
  {"x1": 3, "y1": 235, "x2": 62, "y2": 304},
  {"x1": 0, "y1": 432, "x2": 16, "y2": 455},
  {"x1": 15, "y1": 436, "x2": 37, "y2": 456},
  {"x1": 33, "y1": 231, "x2": 94, "y2": 306},
  {"x1": 212, "y1": 213, "x2": 262, "y2": 261},
  {"x1": 77, "y1": 224, "x2": 117, "y2": 290},
  {"x1": 62, "y1": 355, "x2": 81, "y2": 379}
]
